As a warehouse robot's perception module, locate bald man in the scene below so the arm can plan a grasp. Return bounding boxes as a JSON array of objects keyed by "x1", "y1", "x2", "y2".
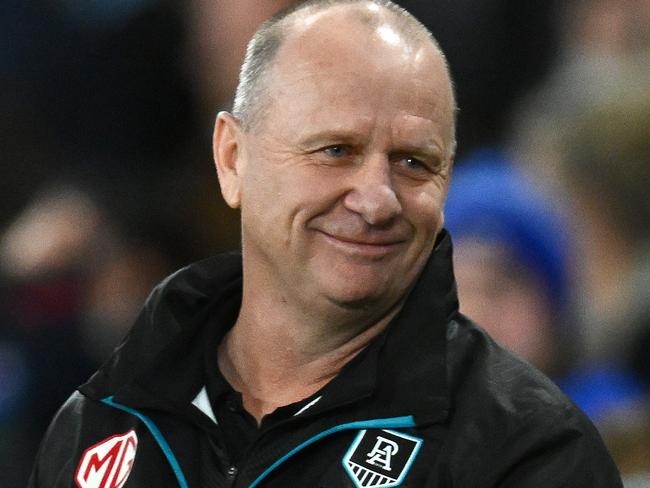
[{"x1": 30, "y1": 1, "x2": 621, "y2": 487}]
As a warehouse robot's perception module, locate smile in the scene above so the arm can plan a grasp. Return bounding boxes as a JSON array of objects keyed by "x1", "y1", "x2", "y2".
[{"x1": 316, "y1": 230, "x2": 406, "y2": 258}]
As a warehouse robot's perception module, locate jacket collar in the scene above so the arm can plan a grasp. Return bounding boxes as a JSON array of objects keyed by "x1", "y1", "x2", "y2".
[{"x1": 372, "y1": 228, "x2": 456, "y2": 423}]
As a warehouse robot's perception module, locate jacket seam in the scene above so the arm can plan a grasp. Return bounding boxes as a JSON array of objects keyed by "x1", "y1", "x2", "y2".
[{"x1": 101, "y1": 396, "x2": 189, "y2": 488}]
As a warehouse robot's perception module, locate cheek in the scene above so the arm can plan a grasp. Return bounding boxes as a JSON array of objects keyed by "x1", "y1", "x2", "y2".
[
  {"x1": 239, "y1": 167, "x2": 289, "y2": 242},
  {"x1": 241, "y1": 165, "x2": 341, "y2": 233},
  {"x1": 404, "y1": 187, "x2": 445, "y2": 234}
]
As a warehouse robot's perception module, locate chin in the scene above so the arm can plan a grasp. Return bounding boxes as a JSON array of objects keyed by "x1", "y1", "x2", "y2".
[
  {"x1": 320, "y1": 279, "x2": 393, "y2": 310},
  {"x1": 308, "y1": 260, "x2": 407, "y2": 309},
  {"x1": 326, "y1": 293, "x2": 382, "y2": 311}
]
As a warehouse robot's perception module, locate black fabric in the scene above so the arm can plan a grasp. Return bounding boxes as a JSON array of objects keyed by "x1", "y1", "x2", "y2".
[
  {"x1": 29, "y1": 231, "x2": 623, "y2": 487},
  {"x1": 202, "y1": 313, "x2": 389, "y2": 466}
]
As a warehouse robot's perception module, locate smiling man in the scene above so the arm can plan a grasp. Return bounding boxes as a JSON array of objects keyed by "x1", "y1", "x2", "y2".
[{"x1": 30, "y1": 1, "x2": 621, "y2": 487}]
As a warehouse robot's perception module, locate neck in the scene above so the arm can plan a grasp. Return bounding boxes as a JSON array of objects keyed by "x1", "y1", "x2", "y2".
[{"x1": 217, "y1": 285, "x2": 402, "y2": 424}]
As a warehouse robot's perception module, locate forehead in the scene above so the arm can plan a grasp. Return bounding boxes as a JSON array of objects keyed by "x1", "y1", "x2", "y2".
[
  {"x1": 263, "y1": 7, "x2": 453, "y2": 146},
  {"x1": 275, "y1": 6, "x2": 447, "y2": 87}
]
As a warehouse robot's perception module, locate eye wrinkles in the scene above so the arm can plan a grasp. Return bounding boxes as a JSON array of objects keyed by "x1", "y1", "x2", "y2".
[{"x1": 307, "y1": 143, "x2": 447, "y2": 181}]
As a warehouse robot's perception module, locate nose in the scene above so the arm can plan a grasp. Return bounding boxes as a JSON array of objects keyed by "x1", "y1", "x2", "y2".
[{"x1": 342, "y1": 155, "x2": 402, "y2": 225}]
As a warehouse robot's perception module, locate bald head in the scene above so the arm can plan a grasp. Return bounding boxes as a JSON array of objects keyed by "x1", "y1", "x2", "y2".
[{"x1": 232, "y1": 0, "x2": 456, "y2": 145}]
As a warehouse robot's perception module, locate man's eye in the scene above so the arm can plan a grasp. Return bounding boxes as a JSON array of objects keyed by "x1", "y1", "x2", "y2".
[
  {"x1": 403, "y1": 157, "x2": 426, "y2": 170},
  {"x1": 397, "y1": 156, "x2": 431, "y2": 174},
  {"x1": 393, "y1": 155, "x2": 444, "y2": 180},
  {"x1": 322, "y1": 145, "x2": 348, "y2": 158}
]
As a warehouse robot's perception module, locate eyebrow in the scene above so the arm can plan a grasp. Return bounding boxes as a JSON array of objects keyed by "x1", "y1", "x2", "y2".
[
  {"x1": 298, "y1": 130, "x2": 368, "y2": 149},
  {"x1": 393, "y1": 141, "x2": 442, "y2": 157},
  {"x1": 297, "y1": 129, "x2": 448, "y2": 163}
]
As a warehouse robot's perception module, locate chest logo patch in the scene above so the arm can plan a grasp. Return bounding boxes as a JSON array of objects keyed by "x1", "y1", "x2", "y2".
[
  {"x1": 74, "y1": 430, "x2": 138, "y2": 488},
  {"x1": 342, "y1": 429, "x2": 422, "y2": 487}
]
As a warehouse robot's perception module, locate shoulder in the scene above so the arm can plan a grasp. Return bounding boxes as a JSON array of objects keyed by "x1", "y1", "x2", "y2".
[
  {"x1": 29, "y1": 392, "x2": 139, "y2": 487},
  {"x1": 445, "y1": 314, "x2": 593, "y2": 439},
  {"x1": 447, "y1": 314, "x2": 572, "y2": 422},
  {"x1": 133, "y1": 250, "x2": 242, "y2": 335},
  {"x1": 440, "y1": 315, "x2": 622, "y2": 486},
  {"x1": 142, "y1": 251, "x2": 242, "y2": 323},
  {"x1": 81, "y1": 252, "x2": 242, "y2": 399}
]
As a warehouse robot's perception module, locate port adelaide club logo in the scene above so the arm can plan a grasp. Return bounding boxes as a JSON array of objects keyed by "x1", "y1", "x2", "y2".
[
  {"x1": 74, "y1": 430, "x2": 138, "y2": 488},
  {"x1": 342, "y1": 429, "x2": 423, "y2": 487}
]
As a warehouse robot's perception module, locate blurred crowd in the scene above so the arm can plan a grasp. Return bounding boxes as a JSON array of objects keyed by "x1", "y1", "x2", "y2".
[{"x1": 2, "y1": 0, "x2": 650, "y2": 486}]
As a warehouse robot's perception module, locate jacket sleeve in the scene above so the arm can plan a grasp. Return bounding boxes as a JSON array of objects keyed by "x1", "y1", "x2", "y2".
[
  {"x1": 28, "y1": 391, "x2": 140, "y2": 488},
  {"x1": 28, "y1": 392, "x2": 87, "y2": 488},
  {"x1": 491, "y1": 404, "x2": 623, "y2": 488}
]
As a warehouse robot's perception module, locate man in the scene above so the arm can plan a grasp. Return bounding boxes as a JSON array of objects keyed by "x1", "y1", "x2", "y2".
[{"x1": 30, "y1": 1, "x2": 622, "y2": 487}]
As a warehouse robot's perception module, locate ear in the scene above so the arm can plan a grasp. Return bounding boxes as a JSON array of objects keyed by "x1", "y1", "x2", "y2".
[
  {"x1": 213, "y1": 111, "x2": 245, "y2": 209},
  {"x1": 438, "y1": 155, "x2": 454, "y2": 230}
]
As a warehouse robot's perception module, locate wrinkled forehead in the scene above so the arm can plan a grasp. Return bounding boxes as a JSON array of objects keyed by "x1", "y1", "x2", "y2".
[{"x1": 264, "y1": 7, "x2": 454, "y2": 144}]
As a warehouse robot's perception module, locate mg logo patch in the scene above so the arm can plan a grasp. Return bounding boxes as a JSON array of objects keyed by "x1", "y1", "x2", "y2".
[
  {"x1": 342, "y1": 429, "x2": 422, "y2": 488},
  {"x1": 74, "y1": 430, "x2": 138, "y2": 488}
]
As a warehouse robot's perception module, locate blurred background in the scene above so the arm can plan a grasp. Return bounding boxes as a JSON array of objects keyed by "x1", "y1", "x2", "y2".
[{"x1": 1, "y1": 0, "x2": 649, "y2": 485}]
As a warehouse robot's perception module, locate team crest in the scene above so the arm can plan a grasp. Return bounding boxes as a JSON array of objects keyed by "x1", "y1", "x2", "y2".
[
  {"x1": 74, "y1": 430, "x2": 138, "y2": 488},
  {"x1": 342, "y1": 429, "x2": 422, "y2": 488}
]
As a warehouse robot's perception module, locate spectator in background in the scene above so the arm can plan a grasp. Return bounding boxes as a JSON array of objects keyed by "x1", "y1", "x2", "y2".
[
  {"x1": 562, "y1": 84, "x2": 650, "y2": 371},
  {"x1": 446, "y1": 150, "x2": 650, "y2": 488},
  {"x1": 444, "y1": 151, "x2": 647, "y2": 424},
  {"x1": 445, "y1": 151, "x2": 573, "y2": 378},
  {"x1": 506, "y1": 3, "x2": 650, "y2": 482},
  {"x1": 510, "y1": 0, "x2": 650, "y2": 372},
  {"x1": 561, "y1": 80, "x2": 650, "y2": 487},
  {"x1": 0, "y1": 187, "x2": 101, "y2": 487},
  {"x1": 0, "y1": 184, "x2": 181, "y2": 487},
  {"x1": 510, "y1": 0, "x2": 650, "y2": 188}
]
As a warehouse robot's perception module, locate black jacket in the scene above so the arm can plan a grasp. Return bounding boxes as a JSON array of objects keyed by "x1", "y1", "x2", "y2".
[{"x1": 30, "y1": 232, "x2": 622, "y2": 487}]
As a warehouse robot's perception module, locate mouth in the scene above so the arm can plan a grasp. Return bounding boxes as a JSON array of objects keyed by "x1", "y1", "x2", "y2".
[{"x1": 316, "y1": 230, "x2": 406, "y2": 258}]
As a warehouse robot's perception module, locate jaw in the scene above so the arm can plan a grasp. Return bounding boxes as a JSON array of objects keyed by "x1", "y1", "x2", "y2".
[{"x1": 302, "y1": 238, "x2": 423, "y2": 309}]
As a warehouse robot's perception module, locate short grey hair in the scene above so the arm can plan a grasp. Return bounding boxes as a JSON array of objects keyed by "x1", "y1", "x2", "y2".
[{"x1": 232, "y1": 0, "x2": 456, "y2": 139}]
